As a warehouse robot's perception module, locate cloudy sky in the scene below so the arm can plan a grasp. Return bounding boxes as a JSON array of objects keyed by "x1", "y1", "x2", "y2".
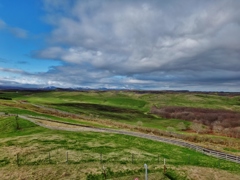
[{"x1": 0, "y1": 0, "x2": 240, "y2": 91}]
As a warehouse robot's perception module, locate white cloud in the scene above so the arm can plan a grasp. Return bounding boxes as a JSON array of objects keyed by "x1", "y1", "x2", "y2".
[
  {"x1": 8, "y1": 27, "x2": 28, "y2": 38},
  {"x1": 0, "y1": 19, "x2": 6, "y2": 29},
  {"x1": 0, "y1": 18, "x2": 28, "y2": 38}
]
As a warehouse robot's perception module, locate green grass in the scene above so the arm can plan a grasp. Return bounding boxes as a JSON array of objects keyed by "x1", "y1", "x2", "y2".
[
  {"x1": 48, "y1": 102, "x2": 154, "y2": 120},
  {"x1": 1, "y1": 91, "x2": 240, "y2": 145},
  {"x1": 0, "y1": 113, "x2": 239, "y2": 179},
  {"x1": 0, "y1": 118, "x2": 239, "y2": 171},
  {"x1": 0, "y1": 103, "x2": 112, "y2": 129},
  {"x1": 141, "y1": 93, "x2": 240, "y2": 111},
  {"x1": 224, "y1": 148, "x2": 240, "y2": 153},
  {"x1": 14, "y1": 91, "x2": 147, "y2": 109},
  {"x1": 0, "y1": 116, "x2": 47, "y2": 138},
  {"x1": 2, "y1": 90, "x2": 240, "y2": 115},
  {"x1": 2, "y1": 91, "x2": 240, "y2": 111}
]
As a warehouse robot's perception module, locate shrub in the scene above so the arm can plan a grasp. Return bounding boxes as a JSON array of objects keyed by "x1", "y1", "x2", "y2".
[
  {"x1": 177, "y1": 122, "x2": 187, "y2": 131},
  {"x1": 137, "y1": 121, "x2": 143, "y2": 127}
]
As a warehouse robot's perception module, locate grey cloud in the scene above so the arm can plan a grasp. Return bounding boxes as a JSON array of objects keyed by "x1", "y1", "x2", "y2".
[
  {"x1": 30, "y1": 0, "x2": 240, "y2": 91},
  {"x1": 0, "y1": 67, "x2": 25, "y2": 74},
  {"x1": 33, "y1": 46, "x2": 65, "y2": 60},
  {"x1": 38, "y1": 64, "x2": 113, "y2": 85}
]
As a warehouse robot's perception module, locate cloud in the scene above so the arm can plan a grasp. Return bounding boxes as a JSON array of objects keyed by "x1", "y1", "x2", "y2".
[
  {"x1": 31, "y1": 0, "x2": 240, "y2": 90},
  {"x1": 0, "y1": 19, "x2": 6, "y2": 29},
  {"x1": 8, "y1": 27, "x2": 28, "y2": 38},
  {"x1": 0, "y1": 77, "x2": 49, "y2": 87},
  {"x1": 0, "y1": 19, "x2": 28, "y2": 38},
  {"x1": 0, "y1": 67, "x2": 25, "y2": 74}
]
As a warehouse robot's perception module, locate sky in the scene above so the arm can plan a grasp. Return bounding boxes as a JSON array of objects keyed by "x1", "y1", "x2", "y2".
[{"x1": 0, "y1": 0, "x2": 240, "y2": 91}]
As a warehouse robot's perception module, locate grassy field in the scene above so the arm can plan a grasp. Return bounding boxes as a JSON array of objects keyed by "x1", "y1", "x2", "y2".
[
  {"x1": 3, "y1": 91, "x2": 240, "y2": 128},
  {"x1": 0, "y1": 116, "x2": 239, "y2": 179},
  {"x1": 0, "y1": 90, "x2": 240, "y2": 179},
  {"x1": 0, "y1": 91, "x2": 240, "y2": 150},
  {"x1": 1, "y1": 91, "x2": 239, "y2": 130}
]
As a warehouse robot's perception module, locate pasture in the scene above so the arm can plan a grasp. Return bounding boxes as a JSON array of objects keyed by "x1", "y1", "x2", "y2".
[{"x1": 0, "y1": 90, "x2": 240, "y2": 179}]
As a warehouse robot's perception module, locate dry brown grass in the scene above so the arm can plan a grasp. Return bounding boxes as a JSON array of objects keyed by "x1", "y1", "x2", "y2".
[
  {"x1": 0, "y1": 164, "x2": 87, "y2": 180},
  {"x1": 1, "y1": 164, "x2": 239, "y2": 180},
  {"x1": 180, "y1": 166, "x2": 240, "y2": 180},
  {"x1": 0, "y1": 163, "x2": 145, "y2": 179}
]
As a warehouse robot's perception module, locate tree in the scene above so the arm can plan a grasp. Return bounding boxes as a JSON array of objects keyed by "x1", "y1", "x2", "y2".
[
  {"x1": 231, "y1": 128, "x2": 240, "y2": 138},
  {"x1": 137, "y1": 121, "x2": 143, "y2": 127},
  {"x1": 212, "y1": 121, "x2": 223, "y2": 134},
  {"x1": 177, "y1": 122, "x2": 186, "y2": 131},
  {"x1": 166, "y1": 126, "x2": 176, "y2": 135},
  {"x1": 223, "y1": 128, "x2": 230, "y2": 137},
  {"x1": 190, "y1": 120, "x2": 203, "y2": 134}
]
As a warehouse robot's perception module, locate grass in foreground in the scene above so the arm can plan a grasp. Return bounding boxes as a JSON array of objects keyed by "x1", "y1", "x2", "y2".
[{"x1": 0, "y1": 116, "x2": 239, "y2": 179}]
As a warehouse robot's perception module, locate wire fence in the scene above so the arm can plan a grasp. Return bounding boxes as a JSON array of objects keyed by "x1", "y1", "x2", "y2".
[
  {"x1": 15, "y1": 151, "x2": 164, "y2": 166},
  {"x1": 0, "y1": 149, "x2": 239, "y2": 179},
  {"x1": 20, "y1": 114, "x2": 240, "y2": 165},
  {"x1": 5, "y1": 113, "x2": 238, "y2": 165},
  {"x1": 4, "y1": 149, "x2": 237, "y2": 169}
]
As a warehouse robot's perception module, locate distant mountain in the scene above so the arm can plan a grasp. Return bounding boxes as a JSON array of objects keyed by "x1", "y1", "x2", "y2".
[
  {"x1": 1, "y1": 85, "x2": 239, "y2": 95},
  {"x1": 42, "y1": 86, "x2": 57, "y2": 90},
  {"x1": 0, "y1": 86, "x2": 26, "y2": 90}
]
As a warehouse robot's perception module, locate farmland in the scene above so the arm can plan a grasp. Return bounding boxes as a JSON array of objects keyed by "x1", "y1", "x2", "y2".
[{"x1": 0, "y1": 90, "x2": 240, "y2": 179}]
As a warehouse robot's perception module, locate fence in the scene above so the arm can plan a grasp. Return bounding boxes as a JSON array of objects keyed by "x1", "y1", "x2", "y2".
[
  {"x1": 5, "y1": 113, "x2": 240, "y2": 165},
  {"x1": 0, "y1": 149, "x2": 239, "y2": 179},
  {"x1": 8, "y1": 150, "x2": 238, "y2": 168},
  {"x1": 15, "y1": 114, "x2": 240, "y2": 165},
  {"x1": 15, "y1": 151, "x2": 165, "y2": 166},
  {"x1": 110, "y1": 131, "x2": 240, "y2": 164}
]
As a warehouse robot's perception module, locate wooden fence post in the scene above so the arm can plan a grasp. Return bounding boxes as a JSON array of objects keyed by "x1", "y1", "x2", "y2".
[
  {"x1": 49, "y1": 152, "x2": 51, "y2": 163},
  {"x1": 66, "y1": 151, "x2": 68, "y2": 163},
  {"x1": 100, "y1": 153, "x2": 102, "y2": 164},
  {"x1": 132, "y1": 153, "x2": 134, "y2": 164},
  {"x1": 17, "y1": 153, "x2": 19, "y2": 166},
  {"x1": 163, "y1": 158, "x2": 166, "y2": 174}
]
